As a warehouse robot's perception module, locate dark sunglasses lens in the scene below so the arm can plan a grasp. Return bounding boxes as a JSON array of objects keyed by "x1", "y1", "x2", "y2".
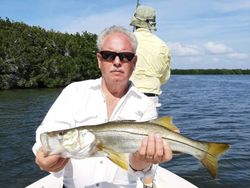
[
  {"x1": 119, "y1": 53, "x2": 134, "y2": 62},
  {"x1": 100, "y1": 51, "x2": 134, "y2": 62},
  {"x1": 100, "y1": 51, "x2": 116, "y2": 61}
]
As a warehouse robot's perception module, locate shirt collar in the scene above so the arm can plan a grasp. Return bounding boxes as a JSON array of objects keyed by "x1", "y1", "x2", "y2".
[
  {"x1": 90, "y1": 77, "x2": 142, "y2": 98},
  {"x1": 136, "y1": 28, "x2": 151, "y2": 33},
  {"x1": 89, "y1": 77, "x2": 102, "y2": 90}
]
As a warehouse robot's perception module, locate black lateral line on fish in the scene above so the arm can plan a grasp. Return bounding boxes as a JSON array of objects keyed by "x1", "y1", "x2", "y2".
[
  {"x1": 161, "y1": 136, "x2": 217, "y2": 158},
  {"x1": 94, "y1": 129, "x2": 217, "y2": 158}
]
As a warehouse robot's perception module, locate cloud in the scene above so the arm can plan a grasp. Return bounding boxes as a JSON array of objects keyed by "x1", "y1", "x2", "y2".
[
  {"x1": 168, "y1": 42, "x2": 202, "y2": 57},
  {"x1": 217, "y1": 0, "x2": 250, "y2": 13},
  {"x1": 227, "y1": 52, "x2": 248, "y2": 60},
  {"x1": 204, "y1": 42, "x2": 233, "y2": 54},
  {"x1": 59, "y1": 6, "x2": 133, "y2": 34},
  {"x1": 169, "y1": 41, "x2": 249, "y2": 62},
  {"x1": 212, "y1": 57, "x2": 220, "y2": 62}
]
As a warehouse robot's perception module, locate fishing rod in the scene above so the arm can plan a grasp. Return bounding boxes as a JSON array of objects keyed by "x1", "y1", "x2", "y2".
[{"x1": 136, "y1": 0, "x2": 140, "y2": 8}]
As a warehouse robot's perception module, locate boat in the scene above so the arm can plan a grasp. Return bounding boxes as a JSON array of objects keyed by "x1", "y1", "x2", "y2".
[{"x1": 26, "y1": 166, "x2": 198, "y2": 188}]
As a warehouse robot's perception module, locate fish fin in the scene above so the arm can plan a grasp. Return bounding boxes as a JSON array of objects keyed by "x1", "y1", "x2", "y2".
[
  {"x1": 173, "y1": 151, "x2": 185, "y2": 156},
  {"x1": 201, "y1": 142, "x2": 230, "y2": 178},
  {"x1": 151, "y1": 116, "x2": 180, "y2": 133},
  {"x1": 92, "y1": 151, "x2": 107, "y2": 157},
  {"x1": 99, "y1": 145, "x2": 129, "y2": 170}
]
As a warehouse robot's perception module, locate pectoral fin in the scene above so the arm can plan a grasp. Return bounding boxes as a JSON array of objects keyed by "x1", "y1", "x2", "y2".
[{"x1": 99, "y1": 145, "x2": 129, "y2": 170}]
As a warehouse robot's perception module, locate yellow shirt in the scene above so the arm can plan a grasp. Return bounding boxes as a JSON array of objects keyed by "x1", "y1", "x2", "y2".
[{"x1": 130, "y1": 28, "x2": 171, "y2": 95}]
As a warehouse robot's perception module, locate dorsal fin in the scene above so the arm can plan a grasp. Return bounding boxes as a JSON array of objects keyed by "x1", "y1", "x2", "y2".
[{"x1": 150, "y1": 116, "x2": 180, "y2": 133}]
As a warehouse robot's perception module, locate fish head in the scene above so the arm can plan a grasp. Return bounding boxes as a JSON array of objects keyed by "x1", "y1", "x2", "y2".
[{"x1": 40, "y1": 128, "x2": 97, "y2": 159}]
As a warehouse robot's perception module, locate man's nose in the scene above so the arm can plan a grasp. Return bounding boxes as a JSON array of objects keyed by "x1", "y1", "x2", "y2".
[{"x1": 113, "y1": 56, "x2": 121, "y2": 66}]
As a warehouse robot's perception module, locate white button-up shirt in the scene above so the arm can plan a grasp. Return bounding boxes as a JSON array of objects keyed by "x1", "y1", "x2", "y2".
[{"x1": 33, "y1": 78, "x2": 157, "y2": 188}]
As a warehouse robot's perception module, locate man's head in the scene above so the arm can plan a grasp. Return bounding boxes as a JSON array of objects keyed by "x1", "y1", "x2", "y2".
[
  {"x1": 130, "y1": 5, "x2": 156, "y2": 31},
  {"x1": 96, "y1": 26, "x2": 137, "y2": 87}
]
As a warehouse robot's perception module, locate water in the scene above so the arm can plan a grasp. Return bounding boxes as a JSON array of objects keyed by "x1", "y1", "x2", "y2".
[
  {"x1": 159, "y1": 75, "x2": 250, "y2": 188},
  {"x1": 0, "y1": 88, "x2": 62, "y2": 187},
  {"x1": 0, "y1": 75, "x2": 249, "y2": 188}
]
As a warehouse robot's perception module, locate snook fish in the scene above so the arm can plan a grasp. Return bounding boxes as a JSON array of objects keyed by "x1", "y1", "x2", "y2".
[{"x1": 40, "y1": 116, "x2": 230, "y2": 178}]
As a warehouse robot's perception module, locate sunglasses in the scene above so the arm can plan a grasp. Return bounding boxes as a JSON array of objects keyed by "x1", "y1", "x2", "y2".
[{"x1": 99, "y1": 51, "x2": 135, "y2": 62}]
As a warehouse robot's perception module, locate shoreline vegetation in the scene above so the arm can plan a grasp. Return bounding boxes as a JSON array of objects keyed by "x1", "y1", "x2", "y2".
[
  {"x1": 171, "y1": 69, "x2": 250, "y2": 75},
  {"x1": 1, "y1": 18, "x2": 249, "y2": 90}
]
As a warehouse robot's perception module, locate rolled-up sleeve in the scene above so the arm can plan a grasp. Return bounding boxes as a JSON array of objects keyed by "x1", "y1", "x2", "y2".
[{"x1": 32, "y1": 85, "x2": 76, "y2": 156}]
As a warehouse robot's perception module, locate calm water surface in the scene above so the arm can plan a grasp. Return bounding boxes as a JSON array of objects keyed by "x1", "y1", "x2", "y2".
[{"x1": 0, "y1": 75, "x2": 249, "y2": 188}]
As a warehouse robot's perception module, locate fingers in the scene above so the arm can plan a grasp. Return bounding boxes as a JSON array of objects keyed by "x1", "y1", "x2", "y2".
[
  {"x1": 154, "y1": 133, "x2": 164, "y2": 163},
  {"x1": 46, "y1": 158, "x2": 69, "y2": 172},
  {"x1": 129, "y1": 133, "x2": 173, "y2": 171},
  {"x1": 163, "y1": 140, "x2": 172, "y2": 162},
  {"x1": 146, "y1": 133, "x2": 155, "y2": 160},
  {"x1": 138, "y1": 136, "x2": 148, "y2": 157},
  {"x1": 35, "y1": 147, "x2": 69, "y2": 172},
  {"x1": 144, "y1": 133, "x2": 172, "y2": 164}
]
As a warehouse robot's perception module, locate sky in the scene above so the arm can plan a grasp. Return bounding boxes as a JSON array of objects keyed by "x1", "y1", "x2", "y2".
[{"x1": 1, "y1": 0, "x2": 250, "y2": 69}]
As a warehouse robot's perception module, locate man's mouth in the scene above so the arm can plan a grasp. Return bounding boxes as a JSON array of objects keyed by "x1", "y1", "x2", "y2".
[{"x1": 110, "y1": 69, "x2": 124, "y2": 73}]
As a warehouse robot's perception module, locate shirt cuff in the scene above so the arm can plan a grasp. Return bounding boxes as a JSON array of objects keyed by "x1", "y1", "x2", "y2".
[{"x1": 128, "y1": 164, "x2": 158, "y2": 182}]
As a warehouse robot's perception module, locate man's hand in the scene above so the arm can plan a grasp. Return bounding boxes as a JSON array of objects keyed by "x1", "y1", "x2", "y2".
[
  {"x1": 35, "y1": 147, "x2": 69, "y2": 172},
  {"x1": 129, "y1": 133, "x2": 172, "y2": 171}
]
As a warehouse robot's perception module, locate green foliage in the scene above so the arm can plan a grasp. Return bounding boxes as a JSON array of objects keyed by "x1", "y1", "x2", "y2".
[
  {"x1": 0, "y1": 18, "x2": 100, "y2": 89},
  {"x1": 171, "y1": 69, "x2": 250, "y2": 75},
  {"x1": 1, "y1": 18, "x2": 249, "y2": 89}
]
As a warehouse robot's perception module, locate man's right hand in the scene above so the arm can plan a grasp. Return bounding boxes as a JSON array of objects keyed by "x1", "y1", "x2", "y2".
[{"x1": 35, "y1": 147, "x2": 69, "y2": 172}]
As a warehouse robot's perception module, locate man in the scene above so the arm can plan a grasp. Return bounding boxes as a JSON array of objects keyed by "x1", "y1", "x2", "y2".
[
  {"x1": 130, "y1": 5, "x2": 171, "y2": 107},
  {"x1": 33, "y1": 26, "x2": 172, "y2": 188}
]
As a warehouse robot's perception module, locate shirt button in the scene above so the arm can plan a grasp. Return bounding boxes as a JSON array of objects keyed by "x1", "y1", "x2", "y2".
[
  {"x1": 96, "y1": 183, "x2": 99, "y2": 187},
  {"x1": 100, "y1": 160, "x2": 103, "y2": 164}
]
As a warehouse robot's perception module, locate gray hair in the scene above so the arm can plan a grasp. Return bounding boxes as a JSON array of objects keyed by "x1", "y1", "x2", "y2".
[{"x1": 96, "y1": 25, "x2": 138, "y2": 53}]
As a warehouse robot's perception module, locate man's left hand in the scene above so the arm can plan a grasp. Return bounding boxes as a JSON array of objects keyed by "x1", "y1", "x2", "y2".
[{"x1": 129, "y1": 133, "x2": 172, "y2": 171}]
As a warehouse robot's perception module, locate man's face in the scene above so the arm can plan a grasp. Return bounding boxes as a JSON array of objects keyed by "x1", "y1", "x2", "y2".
[{"x1": 97, "y1": 32, "x2": 136, "y2": 86}]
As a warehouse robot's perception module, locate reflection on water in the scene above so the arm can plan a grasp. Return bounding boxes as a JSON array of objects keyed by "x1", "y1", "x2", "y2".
[
  {"x1": 159, "y1": 75, "x2": 250, "y2": 188},
  {"x1": 0, "y1": 88, "x2": 62, "y2": 187},
  {"x1": 0, "y1": 75, "x2": 249, "y2": 188}
]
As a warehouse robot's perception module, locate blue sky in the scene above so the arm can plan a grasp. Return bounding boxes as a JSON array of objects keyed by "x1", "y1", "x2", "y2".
[{"x1": 1, "y1": 0, "x2": 250, "y2": 69}]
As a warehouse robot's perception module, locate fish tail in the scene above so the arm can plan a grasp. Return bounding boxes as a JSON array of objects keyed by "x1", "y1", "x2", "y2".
[{"x1": 201, "y1": 142, "x2": 230, "y2": 178}]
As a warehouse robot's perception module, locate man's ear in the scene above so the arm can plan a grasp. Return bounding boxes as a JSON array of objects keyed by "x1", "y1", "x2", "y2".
[
  {"x1": 132, "y1": 55, "x2": 137, "y2": 69},
  {"x1": 96, "y1": 53, "x2": 101, "y2": 69}
]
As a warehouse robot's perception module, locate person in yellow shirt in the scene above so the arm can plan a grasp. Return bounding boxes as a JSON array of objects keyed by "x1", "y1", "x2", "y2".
[{"x1": 130, "y1": 5, "x2": 171, "y2": 107}]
